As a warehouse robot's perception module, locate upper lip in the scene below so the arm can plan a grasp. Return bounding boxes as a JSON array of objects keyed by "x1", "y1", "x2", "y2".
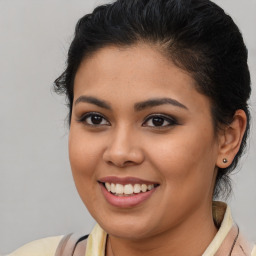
[{"x1": 98, "y1": 176, "x2": 159, "y2": 185}]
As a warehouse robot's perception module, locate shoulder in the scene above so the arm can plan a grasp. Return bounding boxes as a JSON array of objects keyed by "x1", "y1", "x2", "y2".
[
  {"x1": 7, "y1": 235, "x2": 63, "y2": 256},
  {"x1": 252, "y1": 245, "x2": 256, "y2": 256}
]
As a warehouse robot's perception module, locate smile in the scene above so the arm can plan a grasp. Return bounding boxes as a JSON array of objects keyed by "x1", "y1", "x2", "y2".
[
  {"x1": 98, "y1": 176, "x2": 159, "y2": 207},
  {"x1": 104, "y1": 182, "x2": 156, "y2": 196}
]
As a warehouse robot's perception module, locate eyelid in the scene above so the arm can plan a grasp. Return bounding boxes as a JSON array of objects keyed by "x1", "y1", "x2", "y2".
[
  {"x1": 77, "y1": 112, "x2": 177, "y2": 128},
  {"x1": 142, "y1": 113, "x2": 178, "y2": 127},
  {"x1": 77, "y1": 112, "x2": 111, "y2": 126}
]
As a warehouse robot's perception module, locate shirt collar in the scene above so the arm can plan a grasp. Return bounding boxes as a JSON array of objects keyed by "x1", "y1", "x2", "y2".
[
  {"x1": 202, "y1": 201, "x2": 233, "y2": 255},
  {"x1": 85, "y1": 201, "x2": 233, "y2": 256}
]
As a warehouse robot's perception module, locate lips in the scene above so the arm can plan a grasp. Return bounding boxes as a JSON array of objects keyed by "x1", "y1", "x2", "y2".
[
  {"x1": 98, "y1": 176, "x2": 159, "y2": 208},
  {"x1": 98, "y1": 176, "x2": 158, "y2": 185}
]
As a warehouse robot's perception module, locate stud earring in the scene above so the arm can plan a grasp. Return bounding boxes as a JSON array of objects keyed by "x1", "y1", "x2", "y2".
[{"x1": 223, "y1": 158, "x2": 228, "y2": 163}]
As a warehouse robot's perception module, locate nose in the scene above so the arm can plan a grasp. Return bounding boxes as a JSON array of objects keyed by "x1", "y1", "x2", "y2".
[{"x1": 102, "y1": 126, "x2": 145, "y2": 168}]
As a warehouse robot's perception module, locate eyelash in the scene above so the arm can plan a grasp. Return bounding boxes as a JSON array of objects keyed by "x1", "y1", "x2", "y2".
[
  {"x1": 142, "y1": 114, "x2": 178, "y2": 128},
  {"x1": 77, "y1": 112, "x2": 178, "y2": 128},
  {"x1": 78, "y1": 112, "x2": 110, "y2": 127}
]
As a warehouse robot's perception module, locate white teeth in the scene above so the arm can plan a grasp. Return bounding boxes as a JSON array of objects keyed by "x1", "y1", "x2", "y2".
[
  {"x1": 148, "y1": 184, "x2": 154, "y2": 191},
  {"x1": 134, "y1": 184, "x2": 141, "y2": 193},
  {"x1": 124, "y1": 184, "x2": 133, "y2": 194},
  {"x1": 141, "y1": 184, "x2": 147, "y2": 192},
  {"x1": 110, "y1": 183, "x2": 116, "y2": 193},
  {"x1": 105, "y1": 182, "x2": 156, "y2": 195},
  {"x1": 105, "y1": 182, "x2": 111, "y2": 192},
  {"x1": 115, "y1": 184, "x2": 124, "y2": 194}
]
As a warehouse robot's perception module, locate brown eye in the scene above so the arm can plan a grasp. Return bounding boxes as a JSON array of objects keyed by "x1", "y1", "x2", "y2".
[
  {"x1": 143, "y1": 114, "x2": 177, "y2": 128},
  {"x1": 152, "y1": 117, "x2": 165, "y2": 126},
  {"x1": 79, "y1": 112, "x2": 110, "y2": 126},
  {"x1": 91, "y1": 115, "x2": 103, "y2": 124}
]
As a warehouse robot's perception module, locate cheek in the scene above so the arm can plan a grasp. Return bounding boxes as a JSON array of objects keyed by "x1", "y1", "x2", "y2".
[
  {"x1": 148, "y1": 126, "x2": 218, "y2": 195},
  {"x1": 69, "y1": 125, "x2": 104, "y2": 171},
  {"x1": 68, "y1": 126, "x2": 103, "y2": 201}
]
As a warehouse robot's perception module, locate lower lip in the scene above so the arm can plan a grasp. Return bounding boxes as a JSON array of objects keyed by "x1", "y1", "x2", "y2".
[{"x1": 100, "y1": 183, "x2": 157, "y2": 208}]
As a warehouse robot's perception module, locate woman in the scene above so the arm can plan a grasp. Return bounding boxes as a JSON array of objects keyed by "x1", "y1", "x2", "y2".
[{"x1": 9, "y1": 0, "x2": 255, "y2": 255}]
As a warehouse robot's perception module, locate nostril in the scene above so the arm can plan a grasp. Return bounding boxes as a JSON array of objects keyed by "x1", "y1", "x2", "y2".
[
  {"x1": 103, "y1": 145, "x2": 145, "y2": 167},
  {"x1": 106, "y1": 160, "x2": 134, "y2": 168},
  {"x1": 105, "y1": 160, "x2": 115, "y2": 166},
  {"x1": 123, "y1": 160, "x2": 135, "y2": 166}
]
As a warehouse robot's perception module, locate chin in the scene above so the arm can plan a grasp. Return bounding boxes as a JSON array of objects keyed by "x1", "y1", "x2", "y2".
[
  {"x1": 105, "y1": 225, "x2": 153, "y2": 240},
  {"x1": 96, "y1": 213, "x2": 159, "y2": 240}
]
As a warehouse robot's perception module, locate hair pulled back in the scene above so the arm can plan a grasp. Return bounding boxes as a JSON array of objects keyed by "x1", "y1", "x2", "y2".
[{"x1": 54, "y1": 0, "x2": 251, "y2": 198}]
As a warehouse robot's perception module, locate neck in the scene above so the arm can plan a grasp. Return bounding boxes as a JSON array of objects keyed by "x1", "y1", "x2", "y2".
[{"x1": 106, "y1": 205, "x2": 217, "y2": 256}]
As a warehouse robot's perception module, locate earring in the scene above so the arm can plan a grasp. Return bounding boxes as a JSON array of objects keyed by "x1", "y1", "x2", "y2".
[{"x1": 223, "y1": 158, "x2": 228, "y2": 163}]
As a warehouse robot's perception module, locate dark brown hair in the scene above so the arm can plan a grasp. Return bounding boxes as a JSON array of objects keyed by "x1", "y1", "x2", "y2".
[{"x1": 54, "y1": 0, "x2": 251, "y2": 198}]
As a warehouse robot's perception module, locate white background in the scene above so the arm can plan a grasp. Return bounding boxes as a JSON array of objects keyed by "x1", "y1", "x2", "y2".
[{"x1": 0, "y1": 0, "x2": 255, "y2": 254}]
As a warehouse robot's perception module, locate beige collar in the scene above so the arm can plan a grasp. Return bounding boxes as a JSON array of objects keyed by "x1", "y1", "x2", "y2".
[
  {"x1": 85, "y1": 201, "x2": 253, "y2": 256},
  {"x1": 203, "y1": 201, "x2": 233, "y2": 255}
]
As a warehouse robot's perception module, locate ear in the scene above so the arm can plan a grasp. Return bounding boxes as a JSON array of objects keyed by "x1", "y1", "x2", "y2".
[{"x1": 216, "y1": 110, "x2": 247, "y2": 168}]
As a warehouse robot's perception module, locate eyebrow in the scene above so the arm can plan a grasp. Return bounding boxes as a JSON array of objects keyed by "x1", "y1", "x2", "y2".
[
  {"x1": 134, "y1": 98, "x2": 188, "y2": 111},
  {"x1": 74, "y1": 96, "x2": 111, "y2": 110},
  {"x1": 74, "y1": 95, "x2": 188, "y2": 111}
]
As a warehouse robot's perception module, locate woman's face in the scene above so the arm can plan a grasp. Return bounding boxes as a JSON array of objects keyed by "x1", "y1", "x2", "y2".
[{"x1": 69, "y1": 43, "x2": 220, "y2": 239}]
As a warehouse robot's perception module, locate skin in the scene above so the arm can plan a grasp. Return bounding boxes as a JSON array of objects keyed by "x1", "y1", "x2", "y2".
[{"x1": 69, "y1": 43, "x2": 247, "y2": 256}]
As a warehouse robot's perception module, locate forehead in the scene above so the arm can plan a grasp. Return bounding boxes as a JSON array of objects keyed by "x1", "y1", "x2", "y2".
[{"x1": 73, "y1": 43, "x2": 210, "y2": 113}]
